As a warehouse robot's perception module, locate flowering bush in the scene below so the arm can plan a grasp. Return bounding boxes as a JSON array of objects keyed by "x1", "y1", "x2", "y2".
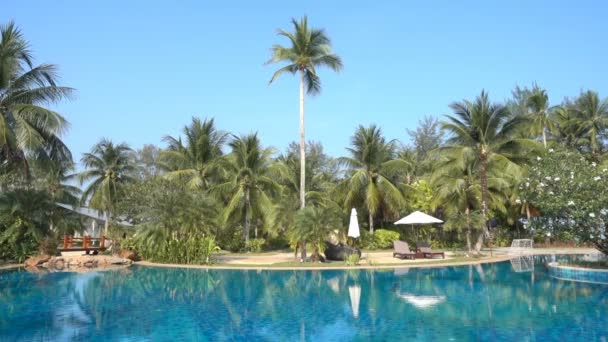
[{"x1": 522, "y1": 149, "x2": 608, "y2": 254}]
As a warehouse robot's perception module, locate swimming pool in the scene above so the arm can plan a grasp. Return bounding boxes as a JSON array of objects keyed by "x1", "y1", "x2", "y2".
[{"x1": 1, "y1": 255, "x2": 606, "y2": 341}]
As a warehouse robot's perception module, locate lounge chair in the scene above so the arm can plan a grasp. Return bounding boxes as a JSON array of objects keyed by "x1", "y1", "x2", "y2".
[
  {"x1": 417, "y1": 242, "x2": 445, "y2": 259},
  {"x1": 393, "y1": 241, "x2": 416, "y2": 260}
]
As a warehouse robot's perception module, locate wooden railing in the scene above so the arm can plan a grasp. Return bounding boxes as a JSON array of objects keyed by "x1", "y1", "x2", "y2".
[{"x1": 61, "y1": 235, "x2": 106, "y2": 251}]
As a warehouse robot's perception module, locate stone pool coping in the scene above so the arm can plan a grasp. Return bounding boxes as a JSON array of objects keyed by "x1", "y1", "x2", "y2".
[
  {"x1": 135, "y1": 255, "x2": 516, "y2": 271},
  {"x1": 0, "y1": 264, "x2": 23, "y2": 271},
  {"x1": 2, "y1": 248, "x2": 600, "y2": 272},
  {"x1": 546, "y1": 261, "x2": 608, "y2": 284}
]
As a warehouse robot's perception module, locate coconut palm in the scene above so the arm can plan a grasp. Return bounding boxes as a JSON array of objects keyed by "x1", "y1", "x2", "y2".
[
  {"x1": 431, "y1": 150, "x2": 510, "y2": 253},
  {"x1": 0, "y1": 189, "x2": 54, "y2": 260},
  {"x1": 0, "y1": 21, "x2": 74, "y2": 174},
  {"x1": 338, "y1": 125, "x2": 406, "y2": 233},
  {"x1": 551, "y1": 106, "x2": 582, "y2": 149},
  {"x1": 439, "y1": 91, "x2": 537, "y2": 250},
  {"x1": 526, "y1": 86, "x2": 553, "y2": 148},
  {"x1": 78, "y1": 139, "x2": 136, "y2": 234},
  {"x1": 160, "y1": 117, "x2": 228, "y2": 190},
  {"x1": 214, "y1": 134, "x2": 280, "y2": 243},
  {"x1": 570, "y1": 90, "x2": 608, "y2": 155},
  {"x1": 267, "y1": 16, "x2": 342, "y2": 210},
  {"x1": 291, "y1": 205, "x2": 341, "y2": 262}
]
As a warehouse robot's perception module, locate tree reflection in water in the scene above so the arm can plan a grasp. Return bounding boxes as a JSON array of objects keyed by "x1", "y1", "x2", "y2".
[{"x1": 0, "y1": 256, "x2": 607, "y2": 341}]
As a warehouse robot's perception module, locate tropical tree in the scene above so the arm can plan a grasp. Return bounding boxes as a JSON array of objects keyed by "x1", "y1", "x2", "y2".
[
  {"x1": 569, "y1": 90, "x2": 608, "y2": 155},
  {"x1": 160, "y1": 117, "x2": 228, "y2": 190},
  {"x1": 431, "y1": 151, "x2": 510, "y2": 254},
  {"x1": 0, "y1": 21, "x2": 74, "y2": 174},
  {"x1": 0, "y1": 189, "x2": 54, "y2": 261},
  {"x1": 338, "y1": 125, "x2": 406, "y2": 233},
  {"x1": 78, "y1": 139, "x2": 136, "y2": 234},
  {"x1": 551, "y1": 106, "x2": 582, "y2": 150},
  {"x1": 214, "y1": 134, "x2": 280, "y2": 243},
  {"x1": 439, "y1": 91, "x2": 537, "y2": 251},
  {"x1": 291, "y1": 205, "x2": 341, "y2": 262},
  {"x1": 267, "y1": 15, "x2": 343, "y2": 210},
  {"x1": 526, "y1": 86, "x2": 553, "y2": 148}
]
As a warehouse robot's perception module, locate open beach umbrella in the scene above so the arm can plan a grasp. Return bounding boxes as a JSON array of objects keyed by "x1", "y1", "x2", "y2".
[
  {"x1": 348, "y1": 208, "x2": 360, "y2": 239},
  {"x1": 349, "y1": 285, "x2": 361, "y2": 318},
  {"x1": 394, "y1": 211, "x2": 443, "y2": 245}
]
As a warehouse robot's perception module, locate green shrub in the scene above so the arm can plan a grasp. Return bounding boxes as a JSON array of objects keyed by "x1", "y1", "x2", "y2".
[
  {"x1": 218, "y1": 230, "x2": 246, "y2": 252},
  {"x1": 133, "y1": 235, "x2": 220, "y2": 265},
  {"x1": 358, "y1": 230, "x2": 377, "y2": 249},
  {"x1": 245, "y1": 238, "x2": 266, "y2": 253},
  {"x1": 266, "y1": 234, "x2": 290, "y2": 250},
  {"x1": 374, "y1": 229, "x2": 400, "y2": 249},
  {"x1": 345, "y1": 253, "x2": 360, "y2": 266}
]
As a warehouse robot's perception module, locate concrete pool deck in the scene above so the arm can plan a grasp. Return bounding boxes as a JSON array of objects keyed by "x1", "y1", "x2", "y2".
[
  {"x1": 135, "y1": 247, "x2": 600, "y2": 270},
  {"x1": 3, "y1": 247, "x2": 600, "y2": 272}
]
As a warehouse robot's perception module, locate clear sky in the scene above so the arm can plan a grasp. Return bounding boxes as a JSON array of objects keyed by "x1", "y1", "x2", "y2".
[{"x1": 3, "y1": 1, "x2": 607, "y2": 161}]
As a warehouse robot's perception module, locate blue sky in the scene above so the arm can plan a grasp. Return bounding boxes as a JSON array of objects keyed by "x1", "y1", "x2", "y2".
[{"x1": 3, "y1": 1, "x2": 607, "y2": 161}]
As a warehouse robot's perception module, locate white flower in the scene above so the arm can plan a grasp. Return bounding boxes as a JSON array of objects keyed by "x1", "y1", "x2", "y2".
[
  {"x1": 537, "y1": 156, "x2": 542, "y2": 161},
  {"x1": 525, "y1": 182, "x2": 530, "y2": 187},
  {"x1": 601, "y1": 208, "x2": 608, "y2": 215},
  {"x1": 589, "y1": 213, "x2": 596, "y2": 218},
  {"x1": 515, "y1": 199, "x2": 522, "y2": 204},
  {"x1": 592, "y1": 162, "x2": 597, "y2": 167},
  {"x1": 567, "y1": 201, "x2": 575, "y2": 206},
  {"x1": 539, "y1": 182, "x2": 545, "y2": 187},
  {"x1": 594, "y1": 176, "x2": 601, "y2": 181},
  {"x1": 549, "y1": 191, "x2": 554, "y2": 195},
  {"x1": 545, "y1": 176, "x2": 552, "y2": 181},
  {"x1": 546, "y1": 232, "x2": 552, "y2": 237},
  {"x1": 603, "y1": 168, "x2": 608, "y2": 172},
  {"x1": 548, "y1": 148, "x2": 554, "y2": 153},
  {"x1": 554, "y1": 177, "x2": 560, "y2": 181}
]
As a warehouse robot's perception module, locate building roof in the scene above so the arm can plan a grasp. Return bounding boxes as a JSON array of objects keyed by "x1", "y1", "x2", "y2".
[{"x1": 56, "y1": 203, "x2": 133, "y2": 226}]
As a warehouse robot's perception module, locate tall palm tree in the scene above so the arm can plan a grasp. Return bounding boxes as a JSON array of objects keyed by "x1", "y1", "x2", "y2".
[
  {"x1": 526, "y1": 86, "x2": 552, "y2": 148},
  {"x1": 440, "y1": 91, "x2": 536, "y2": 250},
  {"x1": 160, "y1": 117, "x2": 228, "y2": 190},
  {"x1": 551, "y1": 106, "x2": 582, "y2": 149},
  {"x1": 431, "y1": 150, "x2": 510, "y2": 253},
  {"x1": 0, "y1": 21, "x2": 74, "y2": 174},
  {"x1": 267, "y1": 16, "x2": 342, "y2": 210},
  {"x1": 214, "y1": 134, "x2": 280, "y2": 243},
  {"x1": 78, "y1": 139, "x2": 136, "y2": 234},
  {"x1": 338, "y1": 125, "x2": 406, "y2": 233},
  {"x1": 570, "y1": 90, "x2": 608, "y2": 155}
]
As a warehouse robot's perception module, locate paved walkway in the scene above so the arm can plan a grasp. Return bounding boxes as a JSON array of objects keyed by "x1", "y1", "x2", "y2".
[
  {"x1": 4, "y1": 247, "x2": 600, "y2": 272},
  {"x1": 210, "y1": 247, "x2": 600, "y2": 267}
]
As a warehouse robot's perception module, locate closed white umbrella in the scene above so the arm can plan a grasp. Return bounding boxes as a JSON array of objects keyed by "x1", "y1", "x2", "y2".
[
  {"x1": 348, "y1": 208, "x2": 360, "y2": 238},
  {"x1": 349, "y1": 285, "x2": 361, "y2": 318},
  {"x1": 394, "y1": 211, "x2": 443, "y2": 245}
]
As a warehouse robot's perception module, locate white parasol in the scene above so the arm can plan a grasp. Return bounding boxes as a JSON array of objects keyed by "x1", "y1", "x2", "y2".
[{"x1": 348, "y1": 208, "x2": 360, "y2": 238}]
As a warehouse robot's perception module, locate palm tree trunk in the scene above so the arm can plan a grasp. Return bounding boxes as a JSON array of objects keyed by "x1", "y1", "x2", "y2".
[
  {"x1": 369, "y1": 212, "x2": 374, "y2": 234},
  {"x1": 244, "y1": 188, "x2": 251, "y2": 244},
  {"x1": 104, "y1": 210, "x2": 110, "y2": 236},
  {"x1": 299, "y1": 70, "x2": 306, "y2": 209},
  {"x1": 474, "y1": 155, "x2": 489, "y2": 253},
  {"x1": 465, "y1": 207, "x2": 472, "y2": 254},
  {"x1": 299, "y1": 70, "x2": 307, "y2": 261},
  {"x1": 542, "y1": 127, "x2": 547, "y2": 148}
]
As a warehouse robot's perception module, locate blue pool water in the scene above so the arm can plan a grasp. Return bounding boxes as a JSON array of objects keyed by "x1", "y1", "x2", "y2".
[{"x1": 1, "y1": 255, "x2": 607, "y2": 341}]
